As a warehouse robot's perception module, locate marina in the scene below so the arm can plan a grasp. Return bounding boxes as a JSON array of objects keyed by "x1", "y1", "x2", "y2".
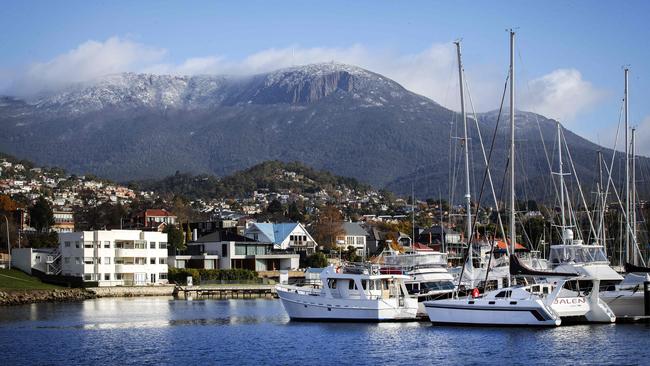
[{"x1": 0, "y1": 297, "x2": 648, "y2": 365}]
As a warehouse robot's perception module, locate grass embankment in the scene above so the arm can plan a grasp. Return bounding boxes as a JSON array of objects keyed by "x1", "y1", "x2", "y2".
[{"x1": 0, "y1": 268, "x2": 62, "y2": 290}]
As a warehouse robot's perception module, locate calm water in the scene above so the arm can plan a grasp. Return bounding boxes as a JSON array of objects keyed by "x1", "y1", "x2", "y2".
[{"x1": 0, "y1": 297, "x2": 648, "y2": 365}]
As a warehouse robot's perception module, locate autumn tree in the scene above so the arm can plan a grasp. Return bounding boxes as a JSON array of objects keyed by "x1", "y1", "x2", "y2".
[{"x1": 312, "y1": 204, "x2": 344, "y2": 249}]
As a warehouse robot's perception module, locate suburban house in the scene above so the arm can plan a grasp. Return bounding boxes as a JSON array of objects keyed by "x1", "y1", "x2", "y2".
[
  {"x1": 133, "y1": 209, "x2": 177, "y2": 231},
  {"x1": 336, "y1": 222, "x2": 368, "y2": 258},
  {"x1": 417, "y1": 225, "x2": 462, "y2": 246},
  {"x1": 59, "y1": 230, "x2": 169, "y2": 286},
  {"x1": 244, "y1": 222, "x2": 317, "y2": 254},
  {"x1": 169, "y1": 228, "x2": 300, "y2": 271}
]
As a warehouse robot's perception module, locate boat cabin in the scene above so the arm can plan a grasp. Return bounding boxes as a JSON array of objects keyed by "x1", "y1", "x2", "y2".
[
  {"x1": 320, "y1": 267, "x2": 409, "y2": 301},
  {"x1": 549, "y1": 244, "x2": 608, "y2": 265}
]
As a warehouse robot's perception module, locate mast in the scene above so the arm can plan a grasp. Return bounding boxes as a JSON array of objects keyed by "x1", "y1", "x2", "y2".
[
  {"x1": 624, "y1": 67, "x2": 630, "y2": 264},
  {"x1": 509, "y1": 30, "x2": 516, "y2": 257},
  {"x1": 631, "y1": 127, "x2": 637, "y2": 265},
  {"x1": 558, "y1": 121, "x2": 567, "y2": 243},
  {"x1": 455, "y1": 40, "x2": 473, "y2": 273}
]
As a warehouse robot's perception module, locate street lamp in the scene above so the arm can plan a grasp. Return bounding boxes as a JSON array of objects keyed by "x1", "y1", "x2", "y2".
[{"x1": 2, "y1": 215, "x2": 10, "y2": 270}]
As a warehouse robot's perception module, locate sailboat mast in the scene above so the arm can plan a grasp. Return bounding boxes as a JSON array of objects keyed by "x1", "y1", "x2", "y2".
[
  {"x1": 454, "y1": 40, "x2": 473, "y2": 267},
  {"x1": 509, "y1": 30, "x2": 516, "y2": 257},
  {"x1": 624, "y1": 67, "x2": 630, "y2": 264},
  {"x1": 631, "y1": 127, "x2": 637, "y2": 265},
  {"x1": 558, "y1": 121, "x2": 567, "y2": 243}
]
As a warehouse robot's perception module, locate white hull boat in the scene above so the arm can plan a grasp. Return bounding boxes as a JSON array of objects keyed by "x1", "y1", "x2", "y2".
[
  {"x1": 600, "y1": 272, "x2": 650, "y2": 317},
  {"x1": 276, "y1": 265, "x2": 418, "y2": 321}
]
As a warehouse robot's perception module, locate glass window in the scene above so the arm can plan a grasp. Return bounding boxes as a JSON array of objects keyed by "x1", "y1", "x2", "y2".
[
  {"x1": 84, "y1": 242, "x2": 94, "y2": 248},
  {"x1": 115, "y1": 273, "x2": 123, "y2": 280},
  {"x1": 104, "y1": 257, "x2": 110, "y2": 264},
  {"x1": 222, "y1": 244, "x2": 228, "y2": 257},
  {"x1": 246, "y1": 246, "x2": 256, "y2": 255},
  {"x1": 150, "y1": 242, "x2": 156, "y2": 249},
  {"x1": 75, "y1": 241, "x2": 80, "y2": 248},
  {"x1": 75, "y1": 257, "x2": 81, "y2": 264},
  {"x1": 64, "y1": 241, "x2": 71, "y2": 247},
  {"x1": 64, "y1": 257, "x2": 70, "y2": 264},
  {"x1": 235, "y1": 245, "x2": 246, "y2": 255},
  {"x1": 104, "y1": 241, "x2": 110, "y2": 248},
  {"x1": 150, "y1": 258, "x2": 156, "y2": 264},
  {"x1": 159, "y1": 273, "x2": 168, "y2": 280},
  {"x1": 159, "y1": 242, "x2": 168, "y2": 249},
  {"x1": 104, "y1": 273, "x2": 110, "y2": 281},
  {"x1": 159, "y1": 258, "x2": 167, "y2": 265}
]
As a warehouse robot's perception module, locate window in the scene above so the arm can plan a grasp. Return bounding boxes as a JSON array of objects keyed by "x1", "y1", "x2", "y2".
[
  {"x1": 75, "y1": 257, "x2": 81, "y2": 264},
  {"x1": 235, "y1": 245, "x2": 246, "y2": 256},
  {"x1": 159, "y1": 258, "x2": 167, "y2": 265},
  {"x1": 159, "y1": 242, "x2": 168, "y2": 249},
  {"x1": 104, "y1": 241, "x2": 111, "y2": 248},
  {"x1": 134, "y1": 240, "x2": 146, "y2": 249},
  {"x1": 159, "y1": 273, "x2": 168, "y2": 280},
  {"x1": 150, "y1": 258, "x2": 156, "y2": 265},
  {"x1": 84, "y1": 257, "x2": 94, "y2": 264},
  {"x1": 222, "y1": 244, "x2": 228, "y2": 257},
  {"x1": 84, "y1": 274, "x2": 92, "y2": 280},
  {"x1": 64, "y1": 241, "x2": 71, "y2": 247},
  {"x1": 104, "y1": 257, "x2": 110, "y2": 264},
  {"x1": 75, "y1": 241, "x2": 80, "y2": 248},
  {"x1": 104, "y1": 273, "x2": 110, "y2": 281},
  {"x1": 64, "y1": 257, "x2": 70, "y2": 264},
  {"x1": 115, "y1": 273, "x2": 124, "y2": 280},
  {"x1": 135, "y1": 257, "x2": 146, "y2": 265},
  {"x1": 150, "y1": 242, "x2": 156, "y2": 249},
  {"x1": 115, "y1": 258, "x2": 124, "y2": 264},
  {"x1": 84, "y1": 242, "x2": 94, "y2": 248}
]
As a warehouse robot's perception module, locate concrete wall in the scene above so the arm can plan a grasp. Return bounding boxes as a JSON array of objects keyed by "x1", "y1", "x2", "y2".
[
  {"x1": 11, "y1": 248, "x2": 33, "y2": 274},
  {"x1": 87, "y1": 285, "x2": 175, "y2": 297}
]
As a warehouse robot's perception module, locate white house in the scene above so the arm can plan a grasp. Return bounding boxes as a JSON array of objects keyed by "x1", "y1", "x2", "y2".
[
  {"x1": 244, "y1": 222, "x2": 317, "y2": 254},
  {"x1": 337, "y1": 222, "x2": 368, "y2": 258},
  {"x1": 11, "y1": 247, "x2": 54, "y2": 274},
  {"x1": 170, "y1": 229, "x2": 299, "y2": 271},
  {"x1": 59, "y1": 230, "x2": 169, "y2": 286}
]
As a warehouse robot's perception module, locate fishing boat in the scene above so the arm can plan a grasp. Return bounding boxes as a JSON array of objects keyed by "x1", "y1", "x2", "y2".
[{"x1": 275, "y1": 263, "x2": 418, "y2": 321}]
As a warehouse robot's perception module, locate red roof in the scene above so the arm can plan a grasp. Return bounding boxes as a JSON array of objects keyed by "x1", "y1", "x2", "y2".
[
  {"x1": 413, "y1": 242, "x2": 434, "y2": 252},
  {"x1": 144, "y1": 209, "x2": 175, "y2": 217},
  {"x1": 495, "y1": 239, "x2": 526, "y2": 251}
]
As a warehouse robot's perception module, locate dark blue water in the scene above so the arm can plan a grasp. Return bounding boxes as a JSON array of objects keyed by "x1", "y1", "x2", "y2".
[{"x1": 0, "y1": 297, "x2": 648, "y2": 365}]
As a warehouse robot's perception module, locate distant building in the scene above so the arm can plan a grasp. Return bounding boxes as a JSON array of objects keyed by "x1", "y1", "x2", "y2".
[
  {"x1": 59, "y1": 230, "x2": 169, "y2": 286},
  {"x1": 244, "y1": 222, "x2": 317, "y2": 254},
  {"x1": 52, "y1": 210, "x2": 74, "y2": 233},
  {"x1": 170, "y1": 228, "x2": 299, "y2": 271},
  {"x1": 134, "y1": 209, "x2": 177, "y2": 231}
]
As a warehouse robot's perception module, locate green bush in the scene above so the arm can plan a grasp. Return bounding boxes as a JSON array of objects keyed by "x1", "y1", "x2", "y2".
[{"x1": 168, "y1": 268, "x2": 258, "y2": 284}]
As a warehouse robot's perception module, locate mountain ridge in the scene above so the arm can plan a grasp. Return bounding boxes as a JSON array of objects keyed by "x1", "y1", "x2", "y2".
[{"x1": 0, "y1": 63, "x2": 644, "y2": 201}]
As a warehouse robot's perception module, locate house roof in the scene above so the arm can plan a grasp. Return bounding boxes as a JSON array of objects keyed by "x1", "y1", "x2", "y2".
[
  {"x1": 251, "y1": 222, "x2": 301, "y2": 244},
  {"x1": 341, "y1": 222, "x2": 367, "y2": 236},
  {"x1": 413, "y1": 242, "x2": 434, "y2": 252},
  {"x1": 194, "y1": 229, "x2": 258, "y2": 243},
  {"x1": 143, "y1": 209, "x2": 175, "y2": 217}
]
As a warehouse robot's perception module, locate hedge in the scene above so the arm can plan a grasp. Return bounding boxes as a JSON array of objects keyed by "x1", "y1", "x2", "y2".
[{"x1": 168, "y1": 268, "x2": 258, "y2": 284}]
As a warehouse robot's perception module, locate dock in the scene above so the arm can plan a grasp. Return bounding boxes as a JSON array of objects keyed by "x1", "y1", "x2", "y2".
[
  {"x1": 615, "y1": 315, "x2": 650, "y2": 324},
  {"x1": 174, "y1": 284, "x2": 277, "y2": 299}
]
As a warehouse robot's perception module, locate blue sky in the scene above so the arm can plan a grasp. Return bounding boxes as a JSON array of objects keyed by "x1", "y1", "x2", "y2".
[{"x1": 2, "y1": 0, "x2": 649, "y2": 154}]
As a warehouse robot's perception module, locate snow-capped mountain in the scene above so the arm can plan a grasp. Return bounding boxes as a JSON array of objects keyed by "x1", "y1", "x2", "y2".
[{"x1": 0, "y1": 63, "x2": 639, "y2": 199}]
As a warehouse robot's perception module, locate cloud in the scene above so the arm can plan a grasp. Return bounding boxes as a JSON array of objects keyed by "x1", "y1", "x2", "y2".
[
  {"x1": 520, "y1": 69, "x2": 605, "y2": 122},
  {"x1": 3, "y1": 37, "x2": 603, "y2": 122},
  {"x1": 10, "y1": 37, "x2": 166, "y2": 95}
]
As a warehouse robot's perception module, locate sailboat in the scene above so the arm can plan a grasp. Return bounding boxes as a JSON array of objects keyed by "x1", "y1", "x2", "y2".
[{"x1": 424, "y1": 32, "x2": 565, "y2": 326}]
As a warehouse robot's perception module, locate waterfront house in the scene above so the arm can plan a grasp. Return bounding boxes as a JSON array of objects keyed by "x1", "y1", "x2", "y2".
[
  {"x1": 336, "y1": 222, "x2": 368, "y2": 258},
  {"x1": 244, "y1": 222, "x2": 317, "y2": 254},
  {"x1": 170, "y1": 228, "x2": 300, "y2": 271},
  {"x1": 59, "y1": 230, "x2": 169, "y2": 286}
]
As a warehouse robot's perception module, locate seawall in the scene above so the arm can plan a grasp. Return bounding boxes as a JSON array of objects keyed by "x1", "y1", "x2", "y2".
[
  {"x1": 0, "y1": 289, "x2": 96, "y2": 306},
  {"x1": 88, "y1": 285, "x2": 175, "y2": 298}
]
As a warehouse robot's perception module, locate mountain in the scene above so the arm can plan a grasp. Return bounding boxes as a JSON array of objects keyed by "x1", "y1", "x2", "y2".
[{"x1": 0, "y1": 63, "x2": 644, "y2": 201}]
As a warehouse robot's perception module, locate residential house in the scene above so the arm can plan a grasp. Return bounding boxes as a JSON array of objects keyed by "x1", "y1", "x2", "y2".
[
  {"x1": 134, "y1": 209, "x2": 177, "y2": 231},
  {"x1": 170, "y1": 228, "x2": 300, "y2": 271},
  {"x1": 336, "y1": 222, "x2": 368, "y2": 258},
  {"x1": 52, "y1": 210, "x2": 75, "y2": 233},
  {"x1": 244, "y1": 222, "x2": 317, "y2": 254}
]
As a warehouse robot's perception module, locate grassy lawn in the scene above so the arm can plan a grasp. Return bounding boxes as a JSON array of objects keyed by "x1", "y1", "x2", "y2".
[{"x1": 0, "y1": 268, "x2": 63, "y2": 290}]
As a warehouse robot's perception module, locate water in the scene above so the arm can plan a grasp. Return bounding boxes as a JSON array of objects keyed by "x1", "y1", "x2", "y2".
[{"x1": 0, "y1": 297, "x2": 648, "y2": 365}]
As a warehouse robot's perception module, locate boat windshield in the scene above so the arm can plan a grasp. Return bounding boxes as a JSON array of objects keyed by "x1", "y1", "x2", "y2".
[
  {"x1": 384, "y1": 252, "x2": 447, "y2": 268},
  {"x1": 549, "y1": 245, "x2": 608, "y2": 264}
]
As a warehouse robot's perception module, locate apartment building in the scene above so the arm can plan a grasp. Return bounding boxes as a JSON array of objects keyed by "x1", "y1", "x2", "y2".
[{"x1": 59, "y1": 230, "x2": 169, "y2": 286}]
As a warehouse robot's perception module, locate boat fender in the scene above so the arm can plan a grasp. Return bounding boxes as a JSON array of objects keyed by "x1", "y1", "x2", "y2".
[{"x1": 471, "y1": 288, "x2": 480, "y2": 298}]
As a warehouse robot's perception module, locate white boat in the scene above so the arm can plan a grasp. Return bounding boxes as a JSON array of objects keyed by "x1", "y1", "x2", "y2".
[
  {"x1": 276, "y1": 264, "x2": 418, "y2": 321},
  {"x1": 601, "y1": 266, "x2": 650, "y2": 317},
  {"x1": 424, "y1": 285, "x2": 561, "y2": 326},
  {"x1": 381, "y1": 250, "x2": 455, "y2": 317}
]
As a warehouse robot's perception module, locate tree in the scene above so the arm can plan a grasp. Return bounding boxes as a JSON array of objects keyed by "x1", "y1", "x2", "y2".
[
  {"x1": 306, "y1": 252, "x2": 328, "y2": 268},
  {"x1": 165, "y1": 224, "x2": 185, "y2": 254},
  {"x1": 343, "y1": 245, "x2": 361, "y2": 262},
  {"x1": 312, "y1": 204, "x2": 344, "y2": 249},
  {"x1": 267, "y1": 199, "x2": 284, "y2": 215},
  {"x1": 0, "y1": 195, "x2": 18, "y2": 212},
  {"x1": 29, "y1": 197, "x2": 54, "y2": 232},
  {"x1": 287, "y1": 201, "x2": 304, "y2": 222}
]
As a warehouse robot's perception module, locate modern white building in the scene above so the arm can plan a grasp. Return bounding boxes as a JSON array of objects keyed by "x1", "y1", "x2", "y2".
[
  {"x1": 170, "y1": 229, "x2": 300, "y2": 272},
  {"x1": 59, "y1": 230, "x2": 169, "y2": 286},
  {"x1": 11, "y1": 247, "x2": 54, "y2": 274}
]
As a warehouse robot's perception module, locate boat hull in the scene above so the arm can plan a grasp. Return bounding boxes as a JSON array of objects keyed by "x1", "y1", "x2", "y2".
[
  {"x1": 277, "y1": 289, "x2": 418, "y2": 321},
  {"x1": 601, "y1": 291, "x2": 645, "y2": 317},
  {"x1": 424, "y1": 299, "x2": 560, "y2": 326}
]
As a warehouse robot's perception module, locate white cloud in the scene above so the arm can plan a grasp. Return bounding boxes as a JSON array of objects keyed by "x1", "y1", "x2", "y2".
[
  {"x1": 520, "y1": 69, "x2": 605, "y2": 122},
  {"x1": 3, "y1": 37, "x2": 604, "y2": 122},
  {"x1": 10, "y1": 37, "x2": 166, "y2": 95}
]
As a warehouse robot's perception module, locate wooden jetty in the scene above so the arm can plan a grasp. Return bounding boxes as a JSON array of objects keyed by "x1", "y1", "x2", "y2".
[{"x1": 174, "y1": 284, "x2": 277, "y2": 299}]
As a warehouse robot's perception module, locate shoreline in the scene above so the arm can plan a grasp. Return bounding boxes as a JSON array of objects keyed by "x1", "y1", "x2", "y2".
[{"x1": 0, "y1": 285, "x2": 176, "y2": 306}]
